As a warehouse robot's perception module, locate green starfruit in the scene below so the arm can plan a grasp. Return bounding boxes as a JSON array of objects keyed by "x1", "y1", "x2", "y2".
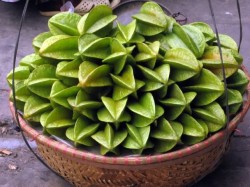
[
  {"x1": 67, "y1": 90, "x2": 102, "y2": 121},
  {"x1": 41, "y1": 107, "x2": 75, "y2": 137},
  {"x1": 227, "y1": 69, "x2": 249, "y2": 94},
  {"x1": 116, "y1": 20, "x2": 145, "y2": 44},
  {"x1": 77, "y1": 5, "x2": 117, "y2": 37},
  {"x1": 184, "y1": 68, "x2": 224, "y2": 106},
  {"x1": 128, "y1": 93, "x2": 164, "y2": 127},
  {"x1": 171, "y1": 23, "x2": 206, "y2": 58},
  {"x1": 9, "y1": 81, "x2": 31, "y2": 111},
  {"x1": 190, "y1": 22, "x2": 215, "y2": 42},
  {"x1": 111, "y1": 65, "x2": 144, "y2": 100},
  {"x1": 135, "y1": 41, "x2": 161, "y2": 69},
  {"x1": 19, "y1": 53, "x2": 53, "y2": 70},
  {"x1": 26, "y1": 64, "x2": 57, "y2": 98},
  {"x1": 24, "y1": 95, "x2": 51, "y2": 122},
  {"x1": 79, "y1": 34, "x2": 111, "y2": 59},
  {"x1": 132, "y1": 2, "x2": 168, "y2": 36},
  {"x1": 151, "y1": 118, "x2": 179, "y2": 153},
  {"x1": 56, "y1": 58, "x2": 82, "y2": 86},
  {"x1": 103, "y1": 39, "x2": 135, "y2": 74},
  {"x1": 92, "y1": 123, "x2": 127, "y2": 155},
  {"x1": 66, "y1": 117, "x2": 99, "y2": 146},
  {"x1": 7, "y1": 66, "x2": 30, "y2": 86},
  {"x1": 193, "y1": 102, "x2": 226, "y2": 132},
  {"x1": 48, "y1": 12, "x2": 81, "y2": 36},
  {"x1": 213, "y1": 34, "x2": 238, "y2": 51},
  {"x1": 160, "y1": 84, "x2": 186, "y2": 120},
  {"x1": 50, "y1": 81, "x2": 79, "y2": 109},
  {"x1": 137, "y1": 64, "x2": 170, "y2": 92},
  {"x1": 97, "y1": 97, "x2": 131, "y2": 128},
  {"x1": 39, "y1": 35, "x2": 78, "y2": 60},
  {"x1": 32, "y1": 32, "x2": 53, "y2": 52},
  {"x1": 201, "y1": 46, "x2": 239, "y2": 80},
  {"x1": 56, "y1": 58, "x2": 82, "y2": 79},
  {"x1": 164, "y1": 48, "x2": 201, "y2": 82},
  {"x1": 218, "y1": 89, "x2": 243, "y2": 115},
  {"x1": 178, "y1": 113, "x2": 207, "y2": 145},
  {"x1": 123, "y1": 124, "x2": 153, "y2": 154},
  {"x1": 78, "y1": 61, "x2": 112, "y2": 88}
]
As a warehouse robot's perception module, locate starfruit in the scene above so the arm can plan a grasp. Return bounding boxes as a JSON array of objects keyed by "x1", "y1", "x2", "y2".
[
  {"x1": 77, "y1": 5, "x2": 116, "y2": 37},
  {"x1": 9, "y1": 81, "x2": 31, "y2": 111},
  {"x1": 67, "y1": 90, "x2": 102, "y2": 121},
  {"x1": 26, "y1": 64, "x2": 57, "y2": 98},
  {"x1": 164, "y1": 48, "x2": 201, "y2": 82},
  {"x1": 184, "y1": 68, "x2": 224, "y2": 106},
  {"x1": 6, "y1": 2, "x2": 248, "y2": 156},
  {"x1": 7, "y1": 66, "x2": 30, "y2": 86},
  {"x1": 10, "y1": 81, "x2": 31, "y2": 103},
  {"x1": 97, "y1": 97, "x2": 131, "y2": 128},
  {"x1": 201, "y1": 46, "x2": 239, "y2": 80},
  {"x1": 128, "y1": 93, "x2": 164, "y2": 127},
  {"x1": 227, "y1": 69, "x2": 249, "y2": 94},
  {"x1": 178, "y1": 113, "x2": 208, "y2": 145},
  {"x1": 116, "y1": 20, "x2": 145, "y2": 44},
  {"x1": 32, "y1": 32, "x2": 53, "y2": 52},
  {"x1": 19, "y1": 53, "x2": 53, "y2": 71},
  {"x1": 123, "y1": 124, "x2": 153, "y2": 154},
  {"x1": 48, "y1": 12, "x2": 81, "y2": 36},
  {"x1": 147, "y1": 33, "x2": 171, "y2": 53},
  {"x1": 78, "y1": 61, "x2": 112, "y2": 88},
  {"x1": 24, "y1": 95, "x2": 51, "y2": 122},
  {"x1": 151, "y1": 118, "x2": 179, "y2": 153},
  {"x1": 192, "y1": 102, "x2": 226, "y2": 132},
  {"x1": 184, "y1": 92, "x2": 197, "y2": 114},
  {"x1": 103, "y1": 39, "x2": 135, "y2": 75},
  {"x1": 92, "y1": 123, "x2": 127, "y2": 155},
  {"x1": 39, "y1": 35, "x2": 78, "y2": 60},
  {"x1": 160, "y1": 84, "x2": 197, "y2": 120},
  {"x1": 111, "y1": 65, "x2": 144, "y2": 100},
  {"x1": 164, "y1": 32, "x2": 189, "y2": 52},
  {"x1": 160, "y1": 84, "x2": 186, "y2": 120},
  {"x1": 190, "y1": 22, "x2": 215, "y2": 42},
  {"x1": 50, "y1": 81, "x2": 79, "y2": 109},
  {"x1": 171, "y1": 121, "x2": 184, "y2": 143},
  {"x1": 56, "y1": 58, "x2": 82, "y2": 86},
  {"x1": 218, "y1": 89, "x2": 243, "y2": 115},
  {"x1": 56, "y1": 58, "x2": 81, "y2": 79},
  {"x1": 170, "y1": 23, "x2": 206, "y2": 58},
  {"x1": 213, "y1": 34, "x2": 238, "y2": 51},
  {"x1": 132, "y1": 2, "x2": 168, "y2": 36},
  {"x1": 66, "y1": 117, "x2": 99, "y2": 146},
  {"x1": 182, "y1": 24, "x2": 206, "y2": 58},
  {"x1": 135, "y1": 41, "x2": 162, "y2": 69},
  {"x1": 79, "y1": 34, "x2": 111, "y2": 59},
  {"x1": 230, "y1": 49, "x2": 243, "y2": 65},
  {"x1": 41, "y1": 107, "x2": 75, "y2": 137},
  {"x1": 137, "y1": 64, "x2": 169, "y2": 92}
]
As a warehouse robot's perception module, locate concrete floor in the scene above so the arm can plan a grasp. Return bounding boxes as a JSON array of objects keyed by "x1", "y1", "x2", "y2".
[{"x1": 0, "y1": 0, "x2": 250, "y2": 186}]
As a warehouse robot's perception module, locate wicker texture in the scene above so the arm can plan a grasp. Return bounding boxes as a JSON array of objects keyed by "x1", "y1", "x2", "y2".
[
  {"x1": 37, "y1": 140, "x2": 227, "y2": 187},
  {"x1": 10, "y1": 66, "x2": 250, "y2": 187}
]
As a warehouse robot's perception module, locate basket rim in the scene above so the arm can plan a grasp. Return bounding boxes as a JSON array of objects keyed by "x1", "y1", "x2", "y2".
[{"x1": 9, "y1": 66, "x2": 250, "y2": 166}]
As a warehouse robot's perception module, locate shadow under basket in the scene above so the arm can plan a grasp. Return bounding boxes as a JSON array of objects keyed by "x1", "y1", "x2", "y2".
[{"x1": 10, "y1": 66, "x2": 250, "y2": 187}]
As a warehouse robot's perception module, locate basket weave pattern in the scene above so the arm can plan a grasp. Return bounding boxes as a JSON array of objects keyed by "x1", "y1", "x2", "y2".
[
  {"x1": 10, "y1": 66, "x2": 250, "y2": 187},
  {"x1": 37, "y1": 140, "x2": 226, "y2": 187}
]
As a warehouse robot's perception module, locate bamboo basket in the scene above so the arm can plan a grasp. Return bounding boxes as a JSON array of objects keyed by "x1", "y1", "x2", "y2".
[{"x1": 9, "y1": 66, "x2": 250, "y2": 187}]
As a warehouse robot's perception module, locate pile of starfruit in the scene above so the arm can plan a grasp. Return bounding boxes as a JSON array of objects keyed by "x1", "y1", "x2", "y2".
[{"x1": 7, "y1": 2, "x2": 248, "y2": 155}]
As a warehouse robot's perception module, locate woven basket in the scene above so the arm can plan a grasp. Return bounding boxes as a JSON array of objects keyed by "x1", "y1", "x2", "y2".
[{"x1": 10, "y1": 66, "x2": 250, "y2": 187}]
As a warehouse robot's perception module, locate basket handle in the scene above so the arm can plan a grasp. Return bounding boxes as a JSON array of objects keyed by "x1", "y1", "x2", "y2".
[{"x1": 11, "y1": 0, "x2": 65, "y2": 180}]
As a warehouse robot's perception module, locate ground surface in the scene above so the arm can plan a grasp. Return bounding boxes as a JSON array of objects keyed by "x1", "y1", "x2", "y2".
[{"x1": 0, "y1": 0, "x2": 250, "y2": 186}]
